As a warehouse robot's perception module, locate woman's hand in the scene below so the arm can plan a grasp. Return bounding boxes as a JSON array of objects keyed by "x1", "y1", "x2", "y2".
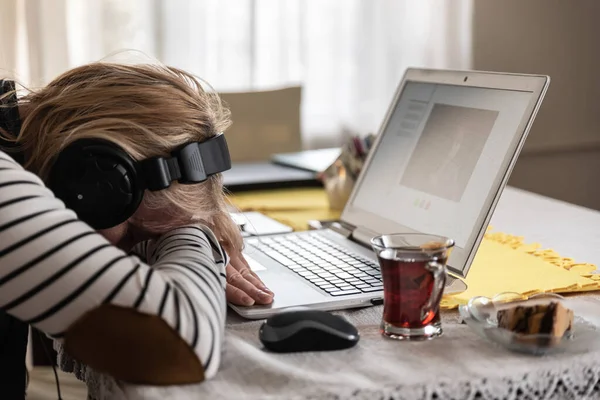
[{"x1": 226, "y1": 251, "x2": 274, "y2": 306}]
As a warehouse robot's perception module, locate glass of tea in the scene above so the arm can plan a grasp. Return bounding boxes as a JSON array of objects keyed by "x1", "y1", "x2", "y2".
[{"x1": 371, "y1": 233, "x2": 454, "y2": 341}]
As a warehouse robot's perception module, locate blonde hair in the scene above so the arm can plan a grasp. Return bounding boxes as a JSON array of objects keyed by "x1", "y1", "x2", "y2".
[{"x1": 1, "y1": 62, "x2": 242, "y2": 252}]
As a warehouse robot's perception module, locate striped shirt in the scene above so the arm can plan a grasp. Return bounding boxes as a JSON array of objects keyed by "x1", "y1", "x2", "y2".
[{"x1": 0, "y1": 150, "x2": 229, "y2": 380}]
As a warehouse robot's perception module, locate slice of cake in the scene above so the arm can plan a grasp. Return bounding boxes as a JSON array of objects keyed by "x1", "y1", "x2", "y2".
[{"x1": 497, "y1": 301, "x2": 574, "y2": 347}]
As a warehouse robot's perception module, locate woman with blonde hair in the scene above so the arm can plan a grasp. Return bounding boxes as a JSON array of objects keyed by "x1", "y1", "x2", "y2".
[{"x1": 0, "y1": 62, "x2": 273, "y2": 399}]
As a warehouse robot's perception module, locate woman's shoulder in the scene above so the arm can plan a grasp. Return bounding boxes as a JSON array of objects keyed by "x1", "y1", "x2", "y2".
[
  {"x1": 0, "y1": 149, "x2": 51, "y2": 197},
  {"x1": 0, "y1": 149, "x2": 21, "y2": 166}
]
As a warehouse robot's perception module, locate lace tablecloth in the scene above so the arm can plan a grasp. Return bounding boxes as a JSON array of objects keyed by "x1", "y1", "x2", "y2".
[{"x1": 174, "y1": 294, "x2": 600, "y2": 400}]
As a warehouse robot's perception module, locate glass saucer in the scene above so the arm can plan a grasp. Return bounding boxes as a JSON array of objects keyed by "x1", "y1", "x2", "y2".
[{"x1": 458, "y1": 292, "x2": 600, "y2": 355}]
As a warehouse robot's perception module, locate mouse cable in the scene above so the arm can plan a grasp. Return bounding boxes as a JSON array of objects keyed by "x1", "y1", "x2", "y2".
[{"x1": 37, "y1": 329, "x2": 63, "y2": 400}]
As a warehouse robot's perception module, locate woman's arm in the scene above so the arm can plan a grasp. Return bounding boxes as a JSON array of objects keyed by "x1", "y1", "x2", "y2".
[{"x1": 0, "y1": 151, "x2": 228, "y2": 384}]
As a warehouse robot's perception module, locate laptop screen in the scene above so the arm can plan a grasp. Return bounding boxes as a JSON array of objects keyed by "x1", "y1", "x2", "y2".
[{"x1": 351, "y1": 81, "x2": 533, "y2": 249}]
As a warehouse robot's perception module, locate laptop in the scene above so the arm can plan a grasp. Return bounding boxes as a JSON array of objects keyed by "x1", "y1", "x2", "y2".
[
  {"x1": 230, "y1": 68, "x2": 550, "y2": 319},
  {"x1": 222, "y1": 162, "x2": 319, "y2": 191}
]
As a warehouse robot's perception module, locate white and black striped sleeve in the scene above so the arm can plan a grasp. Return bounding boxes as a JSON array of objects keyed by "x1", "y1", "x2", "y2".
[{"x1": 0, "y1": 151, "x2": 229, "y2": 380}]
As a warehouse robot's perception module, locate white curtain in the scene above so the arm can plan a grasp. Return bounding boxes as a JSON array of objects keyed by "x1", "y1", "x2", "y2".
[{"x1": 0, "y1": 0, "x2": 472, "y2": 147}]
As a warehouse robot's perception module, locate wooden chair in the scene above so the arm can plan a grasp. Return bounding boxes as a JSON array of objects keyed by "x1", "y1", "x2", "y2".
[{"x1": 218, "y1": 86, "x2": 302, "y2": 162}]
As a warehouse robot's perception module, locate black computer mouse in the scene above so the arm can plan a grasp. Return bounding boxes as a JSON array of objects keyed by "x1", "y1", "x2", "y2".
[{"x1": 258, "y1": 309, "x2": 360, "y2": 353}]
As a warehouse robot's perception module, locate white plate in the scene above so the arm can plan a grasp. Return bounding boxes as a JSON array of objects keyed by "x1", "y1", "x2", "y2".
[{"x1": 458, "y1": 292, "x2": 600, "y2": 355}]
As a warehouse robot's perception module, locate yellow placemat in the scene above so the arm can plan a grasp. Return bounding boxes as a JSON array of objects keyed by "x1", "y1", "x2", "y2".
[
  {"x1": 229, "y1": 188, "x2": 340, "y2": 229},
  {"x1": 229, "y1": 188, "x2": 600, "y2": 308},
  {"x1": 440, "y1": 228, "x2": 599, "y2": 309}
]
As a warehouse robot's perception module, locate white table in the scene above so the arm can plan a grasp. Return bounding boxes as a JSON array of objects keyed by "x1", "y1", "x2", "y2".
[
  {"x1": 490, "y1": 187, "x2": 600, "y2": 269},
  {"x1": 200, "y1": 187, "x2": 600, "y2": 400}
]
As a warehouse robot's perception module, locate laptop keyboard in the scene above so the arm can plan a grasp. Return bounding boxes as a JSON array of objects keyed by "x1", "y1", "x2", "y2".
[{"x1": 246, "y1": 232, "x2": 383, "y2": 296}]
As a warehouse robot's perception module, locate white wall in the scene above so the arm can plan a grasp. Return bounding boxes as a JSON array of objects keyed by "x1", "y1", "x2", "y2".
[{"x1": 473, "y1": 0, "x2": 600, "y2": 210}]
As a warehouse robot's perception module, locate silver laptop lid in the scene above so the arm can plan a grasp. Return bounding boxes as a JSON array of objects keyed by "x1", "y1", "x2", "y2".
[{"x1": 341, "y1": 68, "x2": 549, "y2": 278}]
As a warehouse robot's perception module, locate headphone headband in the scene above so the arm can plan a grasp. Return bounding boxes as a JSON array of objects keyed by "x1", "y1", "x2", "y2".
[{"x1": 141, "y1": 133, "x2": 231, "y2": 191}]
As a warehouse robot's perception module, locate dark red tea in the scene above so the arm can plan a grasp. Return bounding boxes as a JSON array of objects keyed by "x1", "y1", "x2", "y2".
[{"x1": 378, "y1": 250, "x2": 447, "y2": 329}]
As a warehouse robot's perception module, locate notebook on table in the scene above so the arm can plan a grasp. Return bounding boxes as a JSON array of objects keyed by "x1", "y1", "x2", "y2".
[
  {"x1": 222, "y1": 162, "x2": 320, "y2": 192},
  {"x1": 271, "y1": 148, "x2": 341, "y2": 173}
]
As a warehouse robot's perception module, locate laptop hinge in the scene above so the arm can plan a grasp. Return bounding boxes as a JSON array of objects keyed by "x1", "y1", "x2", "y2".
[
  {"x1": 351, "y1": 226, "x2": 380, "y2": 248},
  {"x1": 328, "y1": 221, "x2": 354, "y2": 239}
]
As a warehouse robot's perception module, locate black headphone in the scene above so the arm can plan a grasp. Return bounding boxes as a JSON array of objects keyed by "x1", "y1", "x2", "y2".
[{"x1": 0, "y1": 79, "x2": 232, "y2": 230}]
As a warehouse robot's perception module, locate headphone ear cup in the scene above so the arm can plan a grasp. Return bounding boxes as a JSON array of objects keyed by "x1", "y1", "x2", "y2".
[{"x1": 47, "y1": 139, "x2": 144, "y2": 230}]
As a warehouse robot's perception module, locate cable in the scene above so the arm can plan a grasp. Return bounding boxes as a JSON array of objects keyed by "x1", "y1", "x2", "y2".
[{"x1": 37, "y1": 330, "x2": 63, "y2": 400}]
